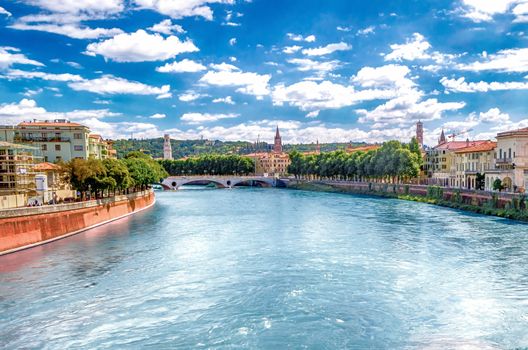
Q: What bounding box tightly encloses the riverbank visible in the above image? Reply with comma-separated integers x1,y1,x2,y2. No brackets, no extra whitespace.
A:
0,190,155,255
286,180,528,222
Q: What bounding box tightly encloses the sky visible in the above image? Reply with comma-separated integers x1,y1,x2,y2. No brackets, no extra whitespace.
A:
0,0,527,146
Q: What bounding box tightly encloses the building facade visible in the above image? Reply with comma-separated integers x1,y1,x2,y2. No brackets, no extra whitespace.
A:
453,141,496,190
163,134,173,160
0,120,115,163
485,128,528,192
247,126,291,176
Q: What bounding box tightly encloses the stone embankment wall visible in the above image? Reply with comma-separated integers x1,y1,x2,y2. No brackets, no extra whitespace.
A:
0,190,155,255
287,180,519,209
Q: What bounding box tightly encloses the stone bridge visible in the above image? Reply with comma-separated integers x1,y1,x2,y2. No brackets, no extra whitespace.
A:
161,176,285,190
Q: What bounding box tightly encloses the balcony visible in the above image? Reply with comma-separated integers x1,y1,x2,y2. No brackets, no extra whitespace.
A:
496,157,513,164
14,136,71,143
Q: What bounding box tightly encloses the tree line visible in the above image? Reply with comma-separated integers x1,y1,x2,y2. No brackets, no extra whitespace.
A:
61,151,167,199
288,139,422,183
160,154,255,176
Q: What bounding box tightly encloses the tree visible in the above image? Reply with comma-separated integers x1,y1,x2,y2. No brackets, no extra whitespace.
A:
103,158,133,194
475,173,485,191
124,152,168,190
493,178,503,192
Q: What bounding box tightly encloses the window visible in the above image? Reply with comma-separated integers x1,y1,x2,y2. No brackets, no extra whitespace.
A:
74,145,83,151
74,133,82,139
500,149,503,158
509,148,512,158
56,156,62,161
41,144,47,151
55,144,61,151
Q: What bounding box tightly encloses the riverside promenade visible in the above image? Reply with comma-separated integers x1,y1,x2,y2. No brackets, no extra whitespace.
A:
0,190,155,255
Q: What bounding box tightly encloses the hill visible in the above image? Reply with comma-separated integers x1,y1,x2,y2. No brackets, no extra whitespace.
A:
111,138,369,159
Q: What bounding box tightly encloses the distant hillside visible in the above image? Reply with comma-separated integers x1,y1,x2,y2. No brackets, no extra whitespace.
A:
111,138,368,159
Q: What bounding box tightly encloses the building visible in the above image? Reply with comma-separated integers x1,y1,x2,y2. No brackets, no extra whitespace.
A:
416,120,424,148
273,126,283,153
34,162,76,203
453,141,496,190
163,134,173,160
0,141,41,208
247,126,290,176
424,129,489,186
485,127,528,192
0,119,116,163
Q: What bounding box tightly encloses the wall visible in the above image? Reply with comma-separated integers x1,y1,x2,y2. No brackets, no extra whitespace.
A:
0,190,154,254
0,194,26,210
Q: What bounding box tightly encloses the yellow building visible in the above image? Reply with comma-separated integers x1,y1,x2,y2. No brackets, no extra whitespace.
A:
452,141,496,190
247,152,291,176
0,119,116,163
485,127,528,192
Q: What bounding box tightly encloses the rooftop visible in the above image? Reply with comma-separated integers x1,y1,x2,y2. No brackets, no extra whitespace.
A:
18,120,87,128
34,162,61,171
497,127,528,138
346,145,381,153
455,141,497,154
434,140,489,151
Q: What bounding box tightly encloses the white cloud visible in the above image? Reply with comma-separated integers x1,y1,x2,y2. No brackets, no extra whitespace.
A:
0,6,12,16
0,47,44,70
148,19,185,35
384,33,431,61
229,37,237,46
357,26,375,36
441,77,528,92
306,110,319,118
149,113,166,119
456,48,528,73
283,45,302,54
272,80,393,111
287,58,340,73
212,96,235,104
2,69,84,82
457,0,528,22
85,30,199,62
68,75,171,98
9,21,124,39
352,64,415,90
478,108,510,123
156,59,206,73
336,26,351,32
210,62,239,71
287,33,316,42
179,92,206,102
357,92,466,125
133,0,234,20
24,0,124,15
302,42,351,56
181,112,239,124
0,98,119,125
199,65,271,99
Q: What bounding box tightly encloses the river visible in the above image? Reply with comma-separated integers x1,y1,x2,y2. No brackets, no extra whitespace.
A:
1,188,528,349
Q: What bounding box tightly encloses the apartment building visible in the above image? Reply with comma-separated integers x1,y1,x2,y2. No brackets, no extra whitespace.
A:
0,120,116,163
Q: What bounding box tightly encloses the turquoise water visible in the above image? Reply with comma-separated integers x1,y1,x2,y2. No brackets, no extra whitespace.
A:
1,188,528,349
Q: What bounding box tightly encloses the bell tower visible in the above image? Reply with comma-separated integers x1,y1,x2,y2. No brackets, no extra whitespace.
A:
416,120,423,148
163,134,173,160
273,126,282,153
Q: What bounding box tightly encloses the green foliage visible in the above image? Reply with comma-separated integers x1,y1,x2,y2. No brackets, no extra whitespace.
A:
427,186,444,200
124,152,168,187
451,189,462,204
160,154,254,176
287,140,422,182
493,178,503,192
111,138,369,159
475,173,485,191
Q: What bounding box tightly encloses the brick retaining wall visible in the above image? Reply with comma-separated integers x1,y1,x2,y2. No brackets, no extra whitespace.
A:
0,190,155,255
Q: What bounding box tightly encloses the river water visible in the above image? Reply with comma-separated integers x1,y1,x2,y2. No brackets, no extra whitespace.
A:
1,188,528,349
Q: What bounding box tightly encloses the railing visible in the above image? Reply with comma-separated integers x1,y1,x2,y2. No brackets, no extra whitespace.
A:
496,157,513,164
14,136,71,142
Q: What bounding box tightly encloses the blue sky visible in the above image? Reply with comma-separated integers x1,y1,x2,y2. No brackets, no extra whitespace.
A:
0,0,527,145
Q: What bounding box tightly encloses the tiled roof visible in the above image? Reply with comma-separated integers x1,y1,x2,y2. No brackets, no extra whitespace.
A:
434,140,488,151
455,141,497,154
497,127,528,138
34,162,60,171
18,121,86,128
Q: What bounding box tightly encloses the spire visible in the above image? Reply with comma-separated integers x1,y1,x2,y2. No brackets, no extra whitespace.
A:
273,125,282,153
439,128,446,145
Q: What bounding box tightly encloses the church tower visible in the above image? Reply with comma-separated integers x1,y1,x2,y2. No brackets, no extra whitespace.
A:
316,139,321,154
416,120,423,148
273,126,282,153
163,134,173,160
438,129,446,145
